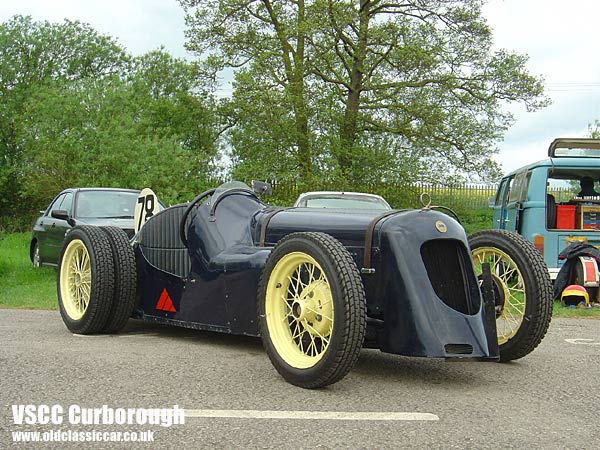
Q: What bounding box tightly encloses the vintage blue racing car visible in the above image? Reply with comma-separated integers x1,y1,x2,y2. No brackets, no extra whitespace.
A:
56,181,553,388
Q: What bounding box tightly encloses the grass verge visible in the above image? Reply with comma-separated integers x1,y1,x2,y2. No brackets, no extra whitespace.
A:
553,300,600,318
1,232,599,318
0,233,57,309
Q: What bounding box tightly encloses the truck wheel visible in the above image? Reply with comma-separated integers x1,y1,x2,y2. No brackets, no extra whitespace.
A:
57,226,115,334
258,232,366,388
100,227,137,333
469,230,552,361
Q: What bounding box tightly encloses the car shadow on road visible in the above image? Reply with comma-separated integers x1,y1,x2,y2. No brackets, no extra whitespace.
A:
121,318,264,351
121,319,494,388
352,348,490,387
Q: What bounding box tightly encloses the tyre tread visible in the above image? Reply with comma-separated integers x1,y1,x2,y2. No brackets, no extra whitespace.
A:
100,226,137,333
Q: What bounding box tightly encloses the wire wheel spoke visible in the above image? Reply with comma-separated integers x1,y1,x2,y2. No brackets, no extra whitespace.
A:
473,246,526,343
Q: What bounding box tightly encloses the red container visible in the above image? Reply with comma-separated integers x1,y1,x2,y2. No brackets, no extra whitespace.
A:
556,205,576,229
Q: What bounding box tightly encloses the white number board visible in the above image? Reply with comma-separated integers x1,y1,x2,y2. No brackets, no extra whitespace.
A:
134,188,161,234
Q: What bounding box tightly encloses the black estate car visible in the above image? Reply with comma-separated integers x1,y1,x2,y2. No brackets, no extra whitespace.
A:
31,188,140,267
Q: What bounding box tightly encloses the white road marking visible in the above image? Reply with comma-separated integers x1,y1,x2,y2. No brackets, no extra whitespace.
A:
117,333,161,338
565,338,600,346
71,333,159,338
184,409,439,421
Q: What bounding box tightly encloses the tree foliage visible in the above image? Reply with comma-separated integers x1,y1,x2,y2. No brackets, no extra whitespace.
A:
0,6,554,230
0,15,129,221
182,0,314,183
180,0,548,184
590,120,600,139
0,16,220,229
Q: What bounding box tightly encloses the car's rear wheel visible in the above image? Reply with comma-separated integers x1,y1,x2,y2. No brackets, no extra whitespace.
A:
32,242,41,268
258,232,366,388
469,230,552,361
57,226,115,334
100,226,137,333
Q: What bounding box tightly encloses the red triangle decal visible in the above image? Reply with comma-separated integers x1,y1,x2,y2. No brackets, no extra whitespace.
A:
165,298,176,312
156,288,176,312
156,290,167,310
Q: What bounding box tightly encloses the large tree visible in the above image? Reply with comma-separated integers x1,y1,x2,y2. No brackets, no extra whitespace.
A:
181,0,314,182
17,50,220,208
180,0,548,183
309,0,548,181
0,15,128,221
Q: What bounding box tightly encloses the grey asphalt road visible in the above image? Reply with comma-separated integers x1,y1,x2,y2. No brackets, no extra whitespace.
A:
1,309,599,449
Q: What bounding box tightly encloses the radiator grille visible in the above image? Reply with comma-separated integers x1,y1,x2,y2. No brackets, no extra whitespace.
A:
420,239,480,315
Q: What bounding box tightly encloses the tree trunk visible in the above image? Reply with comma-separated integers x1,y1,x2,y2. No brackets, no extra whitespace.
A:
263,0,312,184
292,84,312,185
338,0,370,180
293,0,312,185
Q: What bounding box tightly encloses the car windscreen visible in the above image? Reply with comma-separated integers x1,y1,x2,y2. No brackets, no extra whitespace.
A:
210,181,253,206
305,197,389,210
75,190,139,219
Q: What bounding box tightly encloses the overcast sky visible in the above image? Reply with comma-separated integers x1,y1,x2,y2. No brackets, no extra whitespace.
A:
1,0,599,176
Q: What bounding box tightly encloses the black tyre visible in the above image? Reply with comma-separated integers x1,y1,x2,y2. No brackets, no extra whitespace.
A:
100,227,137,333
469,230,552,361
257,232,366,388
57,226,115,334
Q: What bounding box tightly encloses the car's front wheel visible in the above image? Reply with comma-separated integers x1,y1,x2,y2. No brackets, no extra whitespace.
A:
257,232,366,388
57,226,115,334
469,230,553,361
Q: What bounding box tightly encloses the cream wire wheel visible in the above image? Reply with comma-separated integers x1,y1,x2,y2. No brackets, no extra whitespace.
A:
469,230,552,361
471,246,524,345
57,226,116,334
60,239,92,320
258,232,366,388
264,252,334,369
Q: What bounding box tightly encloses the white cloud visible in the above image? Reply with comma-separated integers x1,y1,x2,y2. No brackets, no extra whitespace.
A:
484,0,600,174
0,0,187,58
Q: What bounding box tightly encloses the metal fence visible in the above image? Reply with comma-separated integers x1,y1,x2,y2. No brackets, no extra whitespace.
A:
407,183,497,209
267,181,498,210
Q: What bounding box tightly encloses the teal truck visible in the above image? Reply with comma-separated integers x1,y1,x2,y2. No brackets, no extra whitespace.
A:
493,138,600,293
